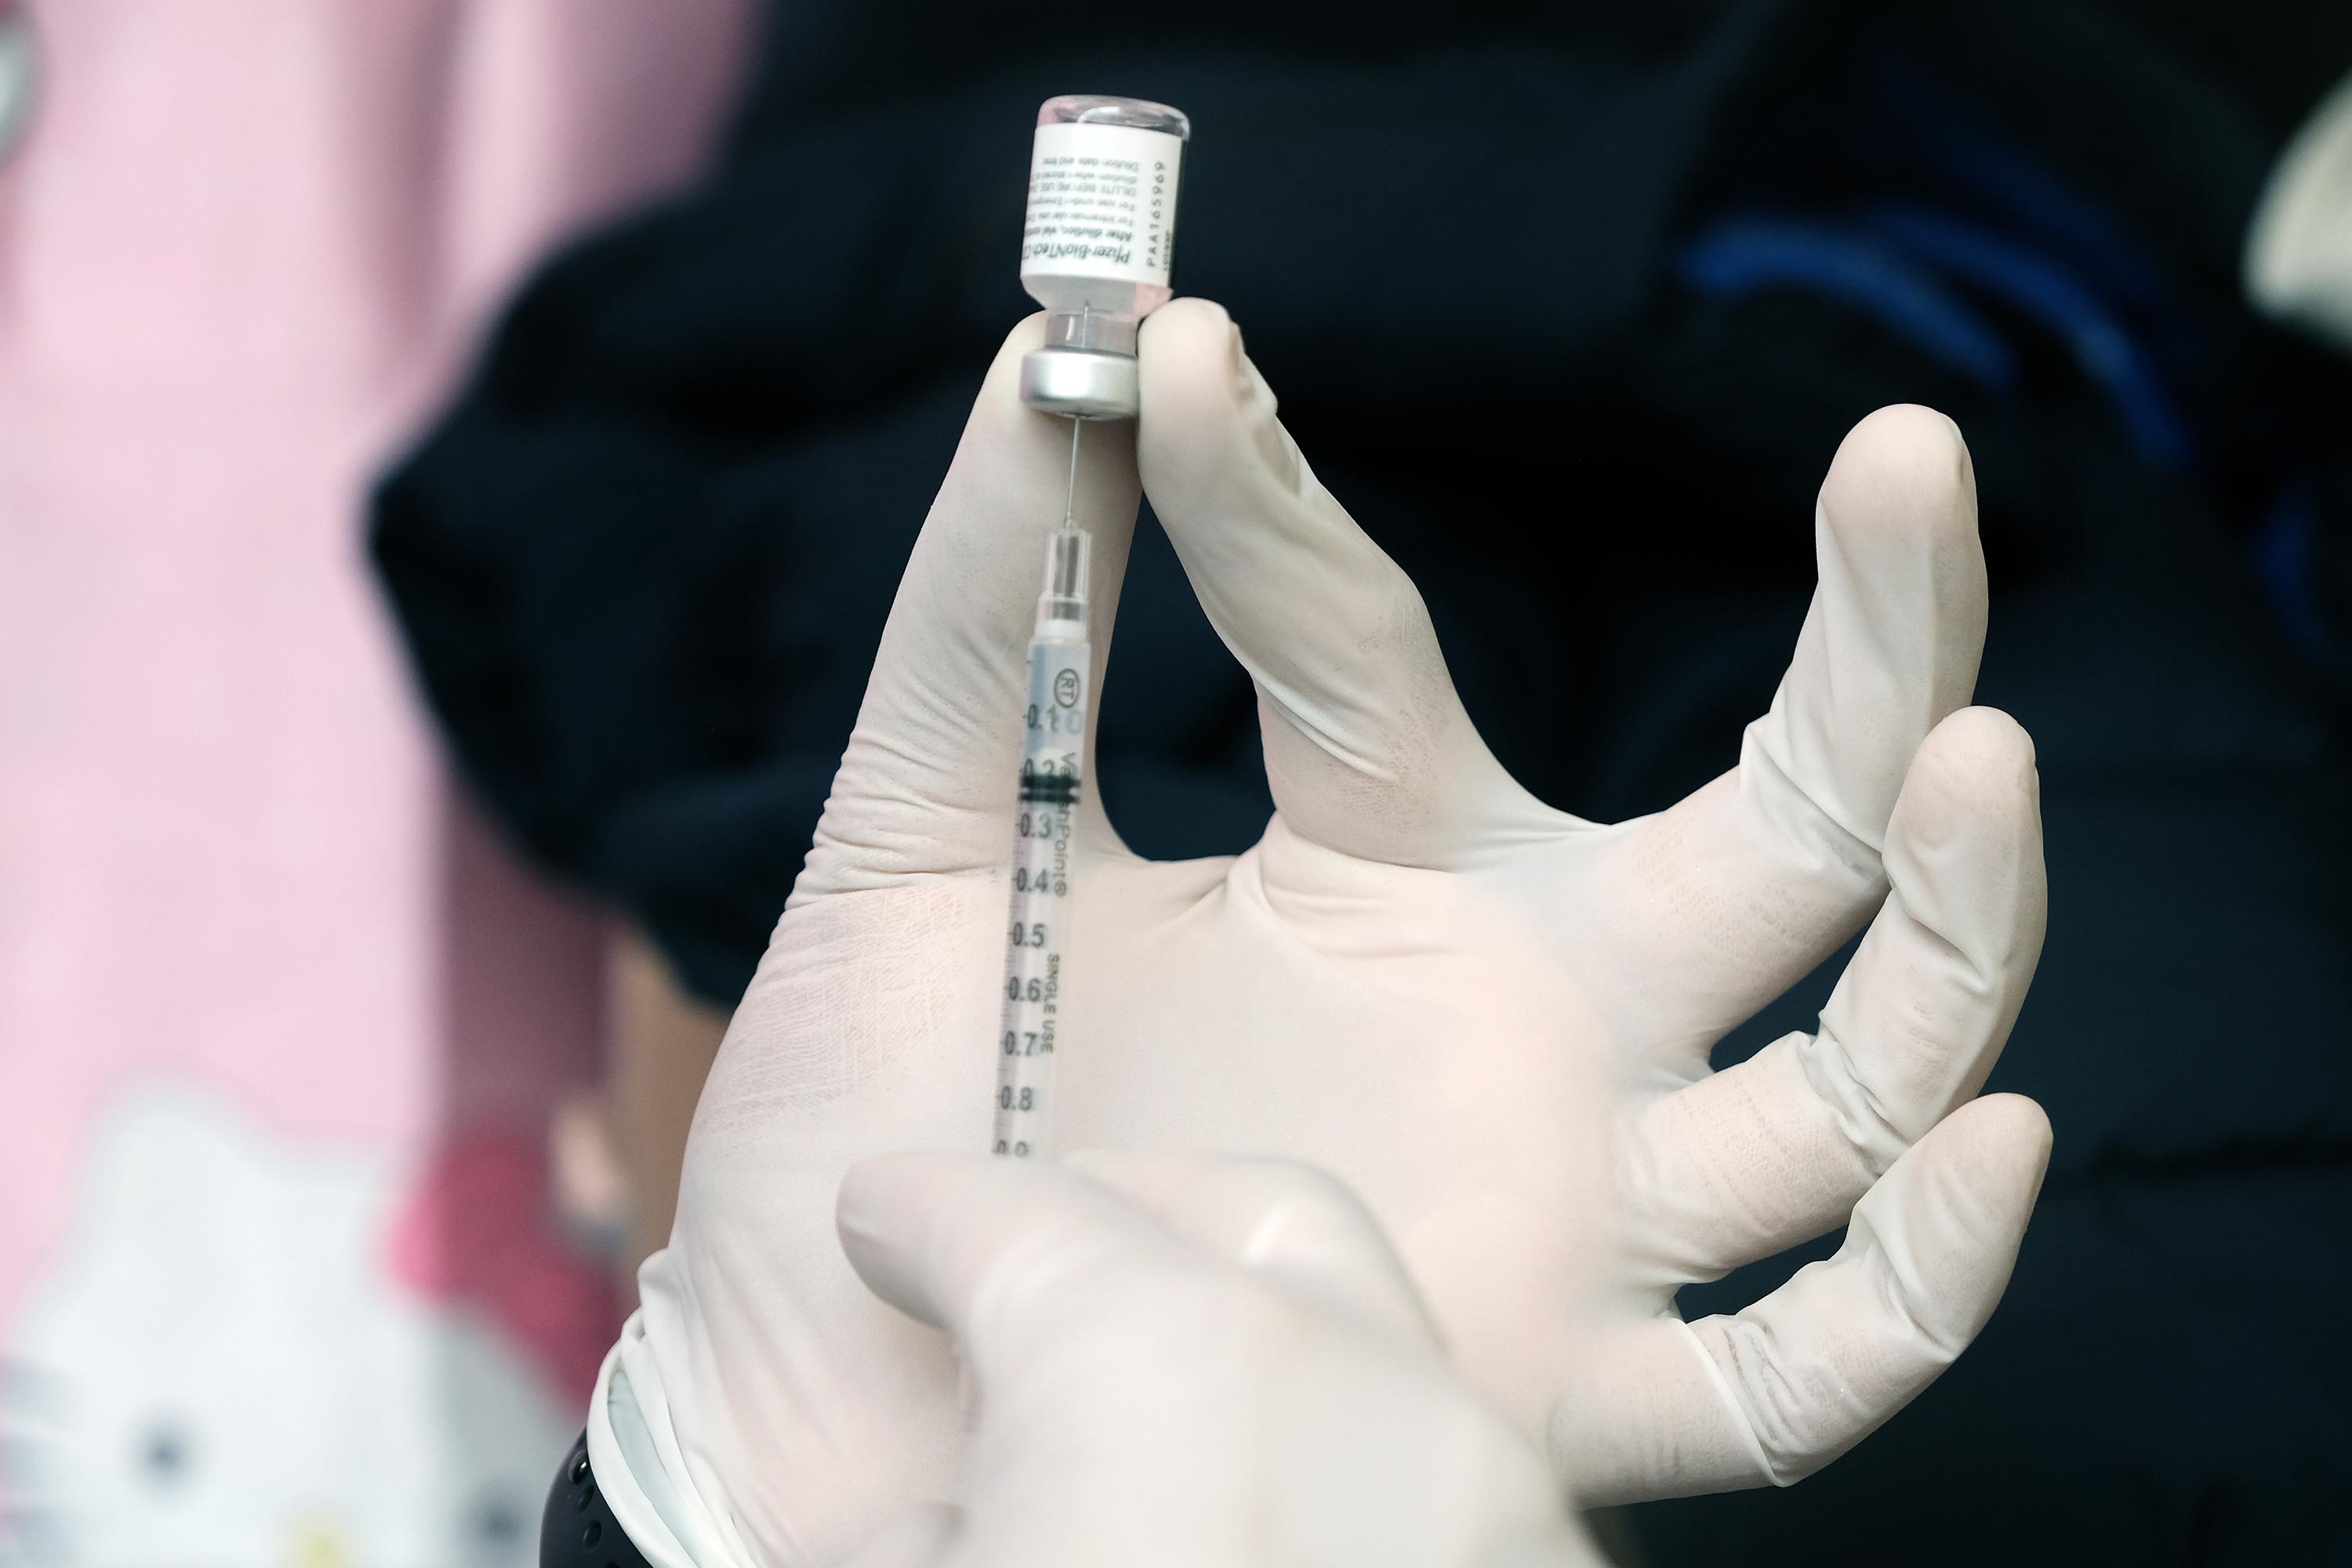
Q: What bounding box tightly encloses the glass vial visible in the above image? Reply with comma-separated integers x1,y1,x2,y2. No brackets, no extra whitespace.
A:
1018,94,1191,420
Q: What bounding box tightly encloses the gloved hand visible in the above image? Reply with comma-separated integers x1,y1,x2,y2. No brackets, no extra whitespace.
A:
832,1150,1602,1568
626,300,2053,1565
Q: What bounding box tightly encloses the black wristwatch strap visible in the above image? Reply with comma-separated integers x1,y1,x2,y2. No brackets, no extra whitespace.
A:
543,1429,659,1568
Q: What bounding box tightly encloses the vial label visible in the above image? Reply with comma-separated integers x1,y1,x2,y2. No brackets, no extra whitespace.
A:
1021,122,1182,287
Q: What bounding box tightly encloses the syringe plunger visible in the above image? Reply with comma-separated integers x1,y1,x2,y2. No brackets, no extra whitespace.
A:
1038,528,1091,628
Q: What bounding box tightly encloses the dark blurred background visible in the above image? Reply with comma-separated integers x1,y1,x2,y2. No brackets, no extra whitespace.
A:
374,2,2352,1563
4,0,2346,1563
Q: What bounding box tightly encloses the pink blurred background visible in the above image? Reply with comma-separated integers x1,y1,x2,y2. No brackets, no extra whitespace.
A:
0,2,750,1557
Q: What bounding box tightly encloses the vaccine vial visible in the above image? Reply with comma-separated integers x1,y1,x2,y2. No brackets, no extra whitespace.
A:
1018,95,1190,419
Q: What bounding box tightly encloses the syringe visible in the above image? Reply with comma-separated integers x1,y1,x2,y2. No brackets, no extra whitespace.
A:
993,90,1187,1160
992,419,1091,1160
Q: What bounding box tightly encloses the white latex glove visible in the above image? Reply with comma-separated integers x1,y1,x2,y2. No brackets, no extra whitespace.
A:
629,301,2054,1565
830,1150,1602,1568
2246,67,2352,353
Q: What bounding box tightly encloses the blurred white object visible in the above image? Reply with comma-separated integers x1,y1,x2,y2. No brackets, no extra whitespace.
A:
2246,69,2352,352
615,301,2053,1563
550,1091,633,1263
5,1088,571,1566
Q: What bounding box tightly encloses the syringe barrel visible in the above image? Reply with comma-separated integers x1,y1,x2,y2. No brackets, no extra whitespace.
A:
993,620,1088,1160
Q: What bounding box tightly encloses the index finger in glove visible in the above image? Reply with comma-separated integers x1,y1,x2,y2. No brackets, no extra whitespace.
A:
1137,299,1556,869
1589,406,1987,1059
800,316,1141,898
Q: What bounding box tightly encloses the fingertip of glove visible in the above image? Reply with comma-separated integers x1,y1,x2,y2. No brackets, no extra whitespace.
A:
1937,1093,2055,1226
1900,706,2041,822
835,1160,938,1326
1818,403,1978,550
836,1152,958,1258
1856,1095,2051,1353
993,308,1053,356
1978,1091,2054,1185
975,310,1053,422
1142,294,1239,361
1138,297,1255,453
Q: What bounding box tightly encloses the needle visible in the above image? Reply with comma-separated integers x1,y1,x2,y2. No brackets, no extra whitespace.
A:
1061,416,1083,528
